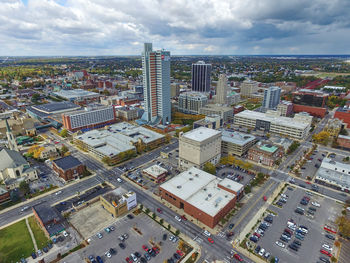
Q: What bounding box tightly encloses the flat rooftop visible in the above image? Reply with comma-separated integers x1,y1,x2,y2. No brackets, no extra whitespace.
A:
54,89,99,99
182,127,221,142
31,102,80,114
259,144,278,153
143,165,167,177
221,130,256,146
160,167,243,217
235,110,310,130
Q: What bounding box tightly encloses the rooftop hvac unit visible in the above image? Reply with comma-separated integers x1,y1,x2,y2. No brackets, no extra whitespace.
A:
177,185,182,189
208,194,212,197
195,174,199,177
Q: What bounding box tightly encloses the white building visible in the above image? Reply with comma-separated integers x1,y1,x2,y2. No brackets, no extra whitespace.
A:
179,127,222,170
234,110,311,139
178,92,208,114
53,89,100,101
240,80,259,98
221,130,257,156
315,158,350,192
142,43,171,125
215,74,228,104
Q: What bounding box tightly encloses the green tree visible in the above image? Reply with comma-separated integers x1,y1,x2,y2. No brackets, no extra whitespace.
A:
336,215,350,238
175,229,180,236
60,145,69,155
102,156,111,166
203,162,216,175
152,212,156,219
160,219,164,225
59,129,68,138
145,208,150,214
167,224,171,230
19,181,30,195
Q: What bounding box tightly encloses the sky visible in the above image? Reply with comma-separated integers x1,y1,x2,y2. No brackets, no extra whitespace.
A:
1,0,350,56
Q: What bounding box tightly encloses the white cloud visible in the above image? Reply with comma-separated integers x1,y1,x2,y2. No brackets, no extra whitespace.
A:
0,0,349,55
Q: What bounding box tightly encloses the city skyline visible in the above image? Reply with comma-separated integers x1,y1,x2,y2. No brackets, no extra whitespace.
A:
1,0,350,56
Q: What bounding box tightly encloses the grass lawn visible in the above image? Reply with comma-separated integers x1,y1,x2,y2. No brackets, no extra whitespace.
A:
28,216,49,249
0,219,35,263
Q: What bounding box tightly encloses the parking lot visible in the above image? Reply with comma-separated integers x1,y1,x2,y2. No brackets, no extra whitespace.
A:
216,165,255,186
63,213,183,263
299,150,326,180
249,186,342,263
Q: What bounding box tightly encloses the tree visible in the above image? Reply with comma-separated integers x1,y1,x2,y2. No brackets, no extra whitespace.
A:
160,219,164,225
175,229,180,236
60,145,69,155
102,156,111,166
312,131,331,145
203,162,216,175
139,204,143,210
145,208,150,214
59,129,68,138
167,224,171,230
152,212,156,219
19,181,30,195
336,215,350,238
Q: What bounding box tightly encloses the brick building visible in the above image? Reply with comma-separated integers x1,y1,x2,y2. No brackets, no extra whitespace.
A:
159,167,244,228
32,202,65,237
337,135,350,150
142,165,167,183
334,106,350,128
100,188,137,218
52,155,85,181
292,89,328,118
248,142,283,167
0,187,10,204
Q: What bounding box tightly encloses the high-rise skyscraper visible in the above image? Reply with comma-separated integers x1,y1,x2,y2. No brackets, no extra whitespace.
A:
142,43,171,125
215,74,228,104
191,61,211,92
262,86,281,109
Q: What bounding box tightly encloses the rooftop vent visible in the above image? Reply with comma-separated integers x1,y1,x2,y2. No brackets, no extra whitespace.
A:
208,194,212,197
177,185,182,189
195,174,199,177
203,188,207,191
189,171,192,174
189,178,193,181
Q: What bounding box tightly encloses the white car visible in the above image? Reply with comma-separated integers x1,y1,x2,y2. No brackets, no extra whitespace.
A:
63,231,69,237
311,201,320,207
117,178,122,183
175,216,182,222
105,252,112,258
97,233,103,239
20,206,29,212
281,194,288,198
203,230,211,237
322,244,333,251
55,190,62,195
258,248,265,256
298,227,308,234
287,224,296,231
275,241,285,248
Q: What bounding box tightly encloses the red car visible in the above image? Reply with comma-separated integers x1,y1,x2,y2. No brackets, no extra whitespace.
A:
176,250,184,256
181,215,187,221
125,257,132,263
233,253,243,262
142,245,149,252
263,196,267,201
306,181,312,185
152,246,160,254
208,238,214,244
320,249,332,257
157,208,162,213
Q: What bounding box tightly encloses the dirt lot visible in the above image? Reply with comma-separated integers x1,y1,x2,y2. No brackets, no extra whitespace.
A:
69,202,116,239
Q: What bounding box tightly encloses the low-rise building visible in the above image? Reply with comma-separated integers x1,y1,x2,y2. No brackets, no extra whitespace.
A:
32,202,65,237
39,145,59,160
199,104,233,122
179,127,222,170
248,142,283,167
334,106,350,128
142,165,167,183
160,167,244,228
337,135,350,150
193,115,222,130
100,188,137,217
324,118,343,137
53,89,100,102
234,110,311,139
315,158,350,192
115,107,140,121
178,92,208,114
0,187,10,204
277,100,293,116
221,130,257,156
0,148,38,188
52,155,86,181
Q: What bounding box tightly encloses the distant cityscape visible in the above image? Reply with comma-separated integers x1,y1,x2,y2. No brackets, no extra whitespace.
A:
0,43,350,263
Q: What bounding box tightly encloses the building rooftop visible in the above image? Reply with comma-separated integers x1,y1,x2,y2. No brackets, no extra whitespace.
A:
235,110,311,130
53,89,99,100
218,178,245,193
101,188,128,206
143,165,167,177
0,186,8,195
259,144,278,153
221,130,256,146
31,102,80,114
32,202,65,236
0,148,28,171
179,92,208,100
160,167,243,217
182,127,221,142
53,155,83,171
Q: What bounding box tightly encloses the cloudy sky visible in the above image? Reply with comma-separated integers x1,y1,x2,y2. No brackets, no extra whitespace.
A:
1,0,350,56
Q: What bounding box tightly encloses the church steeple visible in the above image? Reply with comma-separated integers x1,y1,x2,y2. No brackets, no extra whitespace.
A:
5,118,18,151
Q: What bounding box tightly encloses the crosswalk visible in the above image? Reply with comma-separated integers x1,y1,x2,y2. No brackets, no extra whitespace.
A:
193,235,203,244
217,231,226,238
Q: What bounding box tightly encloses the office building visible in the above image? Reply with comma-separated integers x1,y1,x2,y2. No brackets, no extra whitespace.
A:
193,115,222,130
337,135,350,150
142,43,171,125
334,106,350,128
171,83,180,98
142,165,168,183
199,104,233,122
240,80,259,98
234,110,311,139
292,89,328,117
215,74,228,104
221,130,257,157
262,86,281,109
277,100,293,116
226,91,241,106
27,102,81,120
160,167,244,228
248,142,283,167
61,105,116,132
179,127,221,170
191,61,211,92
52,155,86,181
315,158,350,192
324,118,343,137
53,89,100,102
100,188,137,218
115,107,140,121
178,92,208,114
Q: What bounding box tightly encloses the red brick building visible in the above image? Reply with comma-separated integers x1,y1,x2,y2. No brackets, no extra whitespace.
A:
159,167,244,228
52,155,85,181
334,107,350,128
142,165,167,184
0,187,10,204
292,89,328,117
248,143,283,167
293,104,327,118
337,135,350,150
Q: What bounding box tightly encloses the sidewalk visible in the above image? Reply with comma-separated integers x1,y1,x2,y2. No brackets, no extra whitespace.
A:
25,217,38,251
